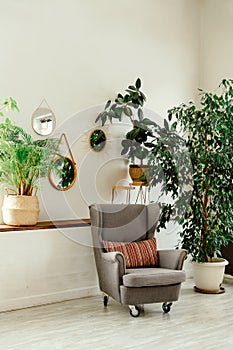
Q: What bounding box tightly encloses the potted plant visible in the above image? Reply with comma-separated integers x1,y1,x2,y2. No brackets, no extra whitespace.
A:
0,99,58,226
95,79,181,228
167,79,233,293
95,78,154,184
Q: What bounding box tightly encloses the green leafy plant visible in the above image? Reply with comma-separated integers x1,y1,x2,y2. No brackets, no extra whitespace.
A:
167,79,233,262
0,99,58,196
95,78,153,165
95,79,184,228
0,97,19,116
0,119,58,195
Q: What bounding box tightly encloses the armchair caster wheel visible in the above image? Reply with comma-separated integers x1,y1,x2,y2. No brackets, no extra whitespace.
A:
162,302,172,313
129,305,140,317
103,295,109,307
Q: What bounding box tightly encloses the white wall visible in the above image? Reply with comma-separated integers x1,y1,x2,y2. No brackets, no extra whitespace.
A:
0,0,200,225
0,227,98,312
1,0,199,123
0,1,201,309
200,0,233,90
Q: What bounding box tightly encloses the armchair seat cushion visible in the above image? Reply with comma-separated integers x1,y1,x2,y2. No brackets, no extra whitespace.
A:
123,268,186,287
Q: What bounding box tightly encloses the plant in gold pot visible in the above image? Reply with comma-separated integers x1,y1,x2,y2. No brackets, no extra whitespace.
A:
95,78,153,184
95,81,187,235
0,98,58,226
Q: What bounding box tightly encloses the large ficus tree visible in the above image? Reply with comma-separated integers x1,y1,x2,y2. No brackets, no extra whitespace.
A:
168,79,233,262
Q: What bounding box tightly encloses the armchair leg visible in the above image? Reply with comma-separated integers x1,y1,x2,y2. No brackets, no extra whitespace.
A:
162,302,173,313
129,305,140,317
103,293,109,307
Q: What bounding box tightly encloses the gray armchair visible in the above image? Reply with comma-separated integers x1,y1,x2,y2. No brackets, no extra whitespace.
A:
89,203,187,317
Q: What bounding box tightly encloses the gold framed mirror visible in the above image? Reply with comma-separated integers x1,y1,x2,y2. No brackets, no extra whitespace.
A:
49,156,77,191
89,128,107,152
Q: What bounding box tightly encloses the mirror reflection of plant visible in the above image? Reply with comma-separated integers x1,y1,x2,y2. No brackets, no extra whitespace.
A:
90,129,106,152
52,157,75,189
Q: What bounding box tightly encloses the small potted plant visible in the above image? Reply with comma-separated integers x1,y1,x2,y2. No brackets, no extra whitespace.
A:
167,79,233,293
95,78,154,184
0,98,58,226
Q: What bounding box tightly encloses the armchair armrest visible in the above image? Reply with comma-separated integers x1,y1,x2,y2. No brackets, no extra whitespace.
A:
102,251,125,266
97,251,126,302
157,249,187,270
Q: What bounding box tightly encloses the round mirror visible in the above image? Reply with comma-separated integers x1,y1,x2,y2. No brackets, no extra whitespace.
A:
49,156,77,191
89,129,106,152
32,107,56,136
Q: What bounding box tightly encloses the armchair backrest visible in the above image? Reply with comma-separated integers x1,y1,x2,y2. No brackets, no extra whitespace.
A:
89,203,160,246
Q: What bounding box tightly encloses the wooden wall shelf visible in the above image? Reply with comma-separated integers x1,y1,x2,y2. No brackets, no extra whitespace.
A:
0,219,91,232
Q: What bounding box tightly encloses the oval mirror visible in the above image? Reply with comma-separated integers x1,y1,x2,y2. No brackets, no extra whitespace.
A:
89,129,106,152
49,156,77,191
32,107,56,136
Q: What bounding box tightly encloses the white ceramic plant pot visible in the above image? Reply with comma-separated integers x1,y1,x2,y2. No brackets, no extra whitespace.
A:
192,258,229,293
2,195,39,226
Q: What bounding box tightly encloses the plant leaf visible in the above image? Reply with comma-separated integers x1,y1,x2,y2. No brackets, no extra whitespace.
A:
135,78,141,89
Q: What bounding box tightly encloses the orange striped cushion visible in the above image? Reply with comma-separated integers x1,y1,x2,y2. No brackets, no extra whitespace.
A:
103,237,158,268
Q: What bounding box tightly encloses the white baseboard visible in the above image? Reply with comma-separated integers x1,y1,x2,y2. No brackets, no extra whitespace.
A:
224,274,233,284
0,285,100,313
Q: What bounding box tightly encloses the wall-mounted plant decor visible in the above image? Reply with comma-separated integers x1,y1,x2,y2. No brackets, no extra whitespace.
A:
49,133,77,191
89,128,106,152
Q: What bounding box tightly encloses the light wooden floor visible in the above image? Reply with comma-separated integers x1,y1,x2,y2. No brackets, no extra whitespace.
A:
1,279,233,350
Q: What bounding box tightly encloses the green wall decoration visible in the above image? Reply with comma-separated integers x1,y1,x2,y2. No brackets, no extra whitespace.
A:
89,128,106,152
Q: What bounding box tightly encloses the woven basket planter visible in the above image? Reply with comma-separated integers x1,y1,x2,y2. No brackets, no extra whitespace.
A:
2,195,39,226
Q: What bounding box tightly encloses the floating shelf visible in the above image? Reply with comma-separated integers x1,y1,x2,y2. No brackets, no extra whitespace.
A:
0,219,91,232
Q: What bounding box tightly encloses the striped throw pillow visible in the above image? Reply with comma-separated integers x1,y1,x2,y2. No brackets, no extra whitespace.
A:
102,237,158,268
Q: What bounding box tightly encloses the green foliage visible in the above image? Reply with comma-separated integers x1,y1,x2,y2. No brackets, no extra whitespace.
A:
0,118,58,196
90,129,106,152
145,118,192,231
95,78,146,126
0,97,19,117
95,79,186,229
53,157,75,189
95,78,152,165
168,79,233,262
95,77,189,190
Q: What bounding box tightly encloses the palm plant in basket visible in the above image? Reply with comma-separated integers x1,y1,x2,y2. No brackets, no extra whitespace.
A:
0,98,58,226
